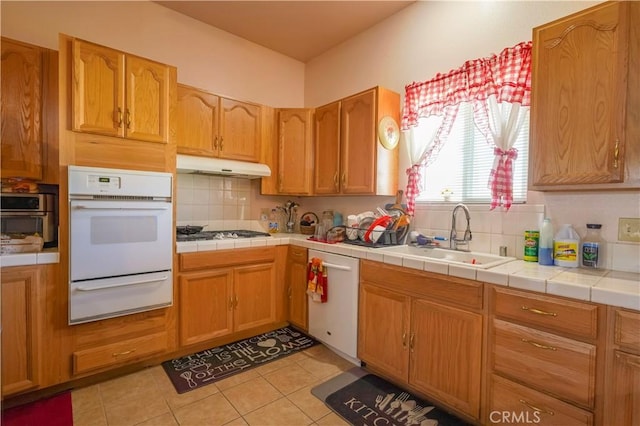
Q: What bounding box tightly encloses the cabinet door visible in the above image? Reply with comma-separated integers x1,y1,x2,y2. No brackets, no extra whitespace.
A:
410,298,482,419
1,38,43,180
72,39,125,138
358,282,410,383
340,89,376,194
233,263,277,332
177,84,220,156
314,102,341,194
220,98,261,162
607,350,640,426
179,269,234,346
125,55,171,143
1,267,41,395
287,246,308,331
278,109,314,194
530,1,627,186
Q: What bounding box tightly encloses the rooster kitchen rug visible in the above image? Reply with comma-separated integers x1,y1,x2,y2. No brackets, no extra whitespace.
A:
312,367,470,426
162,327,318,393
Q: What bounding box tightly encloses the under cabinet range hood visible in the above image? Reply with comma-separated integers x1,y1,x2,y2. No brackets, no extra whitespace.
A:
176,154,271,179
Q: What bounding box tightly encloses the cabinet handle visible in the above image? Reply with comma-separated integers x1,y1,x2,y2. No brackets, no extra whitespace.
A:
229,296,234,310
125,109,131,129
112,349,136,357
220,136,224,151
519,399,554,416
116,107,123,127
287,287,292,298
341,173,346,187
614,139,619,169
521,338,557,351
213,136,218,150
521,306,557,317
409,333,415,351
234,295,238,308
402,331,407,348
333,172,339,190
292,251,303,257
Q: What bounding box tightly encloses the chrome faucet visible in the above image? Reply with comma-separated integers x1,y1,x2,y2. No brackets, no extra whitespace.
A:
450,203,472,251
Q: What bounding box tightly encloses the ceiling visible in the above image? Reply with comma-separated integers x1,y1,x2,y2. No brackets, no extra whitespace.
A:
155,1,415,62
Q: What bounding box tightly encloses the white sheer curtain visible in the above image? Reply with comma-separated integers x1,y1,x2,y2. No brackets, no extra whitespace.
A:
474,78,531,208
403,109,458,215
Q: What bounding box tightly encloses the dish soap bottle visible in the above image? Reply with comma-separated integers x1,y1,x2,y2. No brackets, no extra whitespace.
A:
268,209,279,234
554,224,580,267
582,223,604,268
538,218,554,266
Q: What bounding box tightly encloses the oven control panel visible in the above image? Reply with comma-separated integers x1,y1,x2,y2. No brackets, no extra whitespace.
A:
87,174,121,190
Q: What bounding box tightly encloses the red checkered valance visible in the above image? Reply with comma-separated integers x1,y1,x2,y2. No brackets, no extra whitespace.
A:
402,41,532,130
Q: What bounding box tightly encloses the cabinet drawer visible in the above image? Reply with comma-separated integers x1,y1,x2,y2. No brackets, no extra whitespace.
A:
489,374,593,425
288,245,307,262
614,308,640,353
492,319,596,408
492,287,598,339
73,331,167,374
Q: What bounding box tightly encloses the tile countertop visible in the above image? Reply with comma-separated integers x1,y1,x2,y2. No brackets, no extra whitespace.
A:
177,233,640,311
0,247,60,267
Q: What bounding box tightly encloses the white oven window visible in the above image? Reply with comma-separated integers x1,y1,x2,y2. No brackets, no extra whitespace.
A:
91,216,158,244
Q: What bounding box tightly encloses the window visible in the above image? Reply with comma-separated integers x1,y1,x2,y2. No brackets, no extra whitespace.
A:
415,102,529,204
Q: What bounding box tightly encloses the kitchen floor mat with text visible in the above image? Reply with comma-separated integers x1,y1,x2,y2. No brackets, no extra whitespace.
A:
312,367,471,426
162,327,318,393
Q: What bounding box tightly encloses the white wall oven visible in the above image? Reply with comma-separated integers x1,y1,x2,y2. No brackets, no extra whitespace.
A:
68,166,173,325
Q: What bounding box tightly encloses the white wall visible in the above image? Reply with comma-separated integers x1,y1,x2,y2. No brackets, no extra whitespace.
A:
0,0,305,106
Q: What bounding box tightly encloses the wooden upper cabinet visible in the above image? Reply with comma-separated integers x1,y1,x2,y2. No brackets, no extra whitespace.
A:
341,89,376,194
220,97,261,162
314,102,341,194
176,84,219,156
1,38,44,180
277,108,314,195
176,84,261,162
72,38,171,143
314,87,399,196
530,1,640,190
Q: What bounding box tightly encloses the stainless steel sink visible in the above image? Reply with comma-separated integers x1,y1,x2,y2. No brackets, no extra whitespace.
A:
380,245,516,269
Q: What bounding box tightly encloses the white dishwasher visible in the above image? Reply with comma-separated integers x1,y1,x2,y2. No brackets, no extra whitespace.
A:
307,248,360,365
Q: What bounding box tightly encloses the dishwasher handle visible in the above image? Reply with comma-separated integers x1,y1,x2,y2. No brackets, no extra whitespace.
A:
309,260,352,271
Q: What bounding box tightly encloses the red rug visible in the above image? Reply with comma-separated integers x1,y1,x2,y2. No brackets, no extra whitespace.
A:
2,391,73,426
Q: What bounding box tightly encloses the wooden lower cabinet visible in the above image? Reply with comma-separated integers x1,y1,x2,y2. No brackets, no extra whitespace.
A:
488,374,594,425
603,308,640,425
178,247,278,347
286,246,308,330
1,266,43,396
358,261,483,421
489,286,601,424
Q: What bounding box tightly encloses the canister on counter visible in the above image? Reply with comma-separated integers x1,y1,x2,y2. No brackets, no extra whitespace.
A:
524,230,540,262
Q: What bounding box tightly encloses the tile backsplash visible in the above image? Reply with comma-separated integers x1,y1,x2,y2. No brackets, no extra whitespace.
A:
175,174,639,273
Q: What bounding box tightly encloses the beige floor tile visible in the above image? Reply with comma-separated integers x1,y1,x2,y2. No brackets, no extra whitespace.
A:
103,389,171,426
222,417,249,426
150,364,222,411
71,384,103,415
296,354,349,380
222,376,282,415
172,392,240,426
135,412,179,426
286,384,331,421
214,368,261,391
72,405,108,426
243,397,313,426
98,368,161,405
264,363,320,395
315,412,350,425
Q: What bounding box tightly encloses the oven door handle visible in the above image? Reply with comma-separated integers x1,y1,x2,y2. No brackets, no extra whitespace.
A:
72,205,170,211
76,275,169,291
309,261,352,271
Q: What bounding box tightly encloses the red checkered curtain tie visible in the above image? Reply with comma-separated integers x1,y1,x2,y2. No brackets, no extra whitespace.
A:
489,147,518,210
405,164,422,216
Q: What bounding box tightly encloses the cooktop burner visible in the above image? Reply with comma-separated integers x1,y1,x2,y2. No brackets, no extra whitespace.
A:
176,229,271,242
